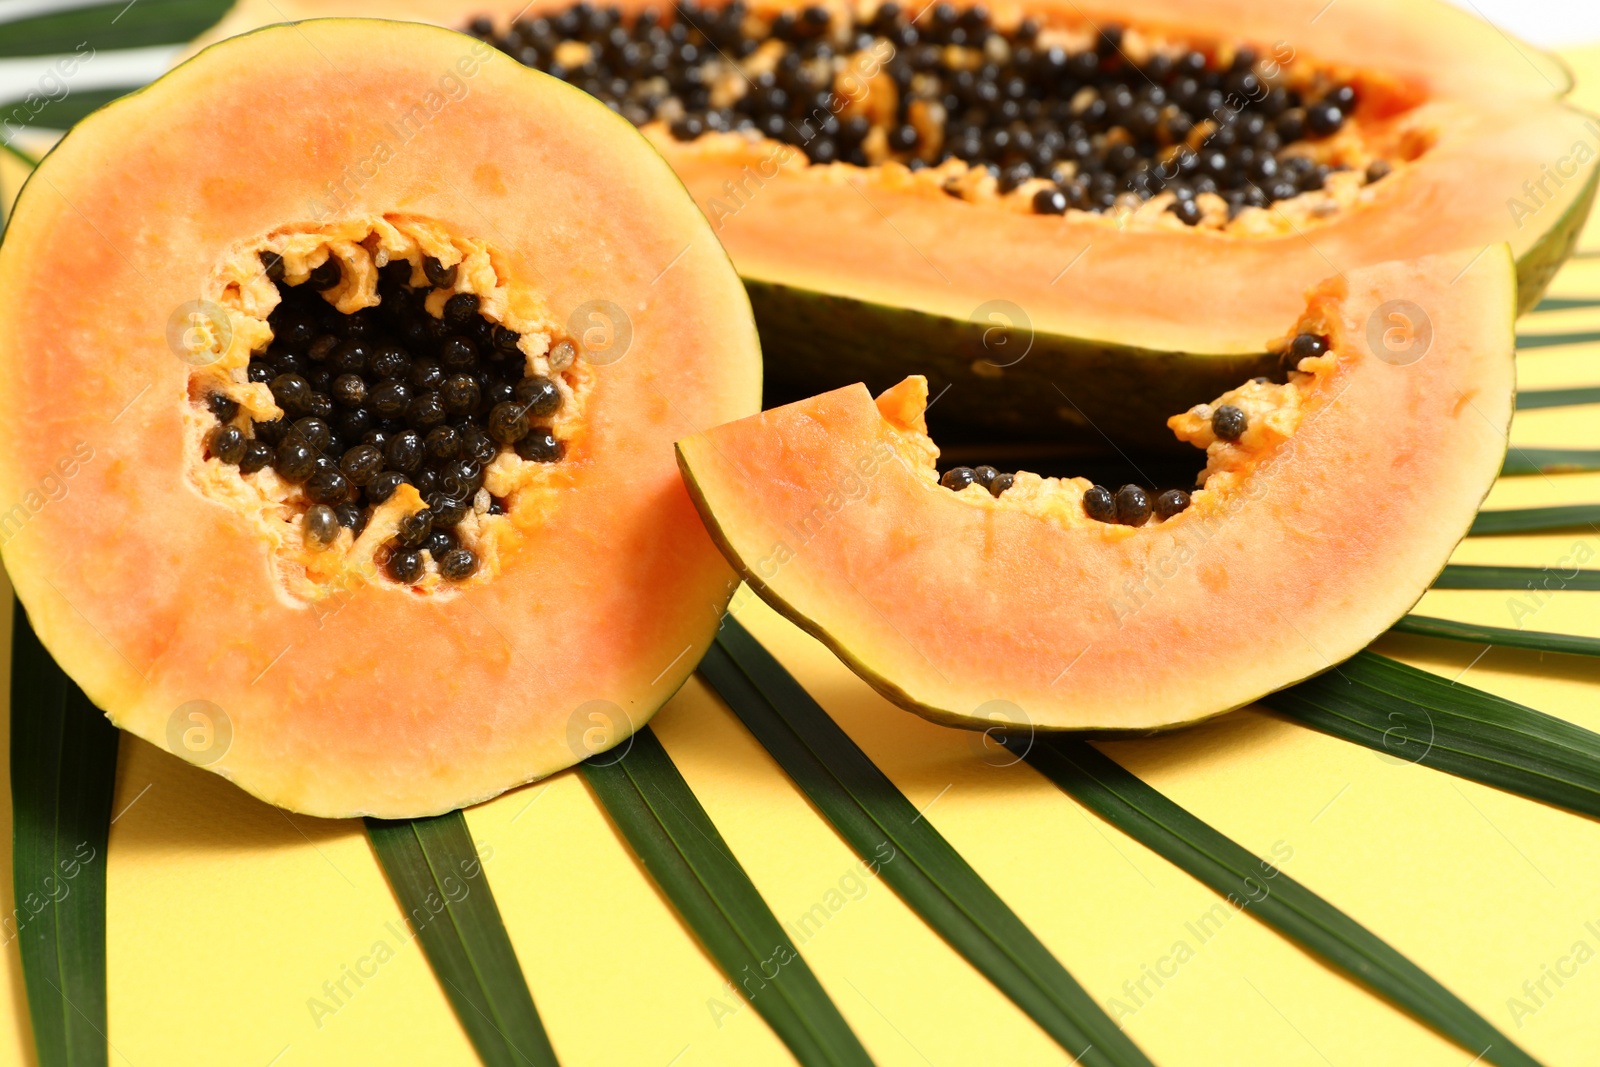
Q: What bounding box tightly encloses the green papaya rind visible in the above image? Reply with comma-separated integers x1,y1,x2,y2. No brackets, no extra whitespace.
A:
753,162,1597,450
1514,161,1599,314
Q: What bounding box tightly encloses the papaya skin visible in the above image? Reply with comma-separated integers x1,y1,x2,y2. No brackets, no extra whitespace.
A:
752,159,1597,450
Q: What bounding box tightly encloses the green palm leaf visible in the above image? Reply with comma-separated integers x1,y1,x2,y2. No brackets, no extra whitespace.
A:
1,140,39,168
704,619,1155,1067
1515,385,1600,410
579,727,872,1067
11,599,118,1067
1469,504,1600,534
1532,296,1600,311
366,813,558,1067
1516,330,1600,349
0,0,231,57
0,87,138,138
1263,652,1600,818
1433,564,1600,590
1017,738,1543,1067
1392,614,1600,657
1501,448,1600,475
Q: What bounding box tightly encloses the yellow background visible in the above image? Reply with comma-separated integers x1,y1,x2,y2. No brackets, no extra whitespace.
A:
3,46,1600,1067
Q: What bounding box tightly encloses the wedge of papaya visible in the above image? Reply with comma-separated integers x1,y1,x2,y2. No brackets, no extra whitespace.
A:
678,247,1513,732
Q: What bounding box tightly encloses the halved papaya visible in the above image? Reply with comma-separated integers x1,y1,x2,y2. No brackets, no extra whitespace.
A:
193,0,1594,446
0,19,761,817
677,247,1513,732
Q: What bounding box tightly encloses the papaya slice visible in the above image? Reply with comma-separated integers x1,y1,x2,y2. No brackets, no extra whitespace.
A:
192,0,1595,446
0,19,761,817
677,247,1513,733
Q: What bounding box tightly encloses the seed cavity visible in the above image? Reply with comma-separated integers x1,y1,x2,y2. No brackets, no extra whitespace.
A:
906,314,1332,532
936,460,1199,528
190,220,585,596
467,4,1389,225
228,253,573,582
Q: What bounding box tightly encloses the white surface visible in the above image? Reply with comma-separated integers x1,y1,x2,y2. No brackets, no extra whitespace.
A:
1443,0,1600,49
0,0,117,21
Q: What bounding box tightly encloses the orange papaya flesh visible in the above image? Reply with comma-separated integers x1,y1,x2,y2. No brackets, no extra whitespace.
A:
0,19,761,818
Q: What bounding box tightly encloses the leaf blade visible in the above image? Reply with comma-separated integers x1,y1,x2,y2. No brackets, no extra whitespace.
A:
1018,738,1543,1067
705,619,1155,1067
579,726,872,1067
0,0,230,57
1,139,40,168
1263,651,1600,819
1433,564,1600,590
1501,448,1600,475
1392,614,1600,657
1514,386,1600,410
0,87,140,139
365,812,558,1067
1516,330,1600,349
10,598,118,1067
1469,505,1600,535
1532,296,1600,311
